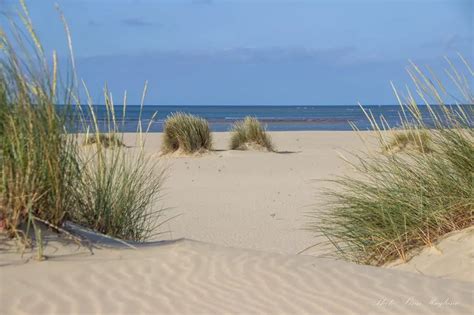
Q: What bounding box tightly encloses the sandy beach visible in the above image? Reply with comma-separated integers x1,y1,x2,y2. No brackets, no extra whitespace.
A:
2,131,473,314
145,131,365,255
2,0,473,313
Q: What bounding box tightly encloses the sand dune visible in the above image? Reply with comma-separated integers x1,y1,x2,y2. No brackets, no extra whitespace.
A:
1,237,473,315
387,227,474,283
2,131,473,314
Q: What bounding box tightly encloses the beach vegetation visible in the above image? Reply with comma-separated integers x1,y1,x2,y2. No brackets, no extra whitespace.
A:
309,57,474,266
162,112,212,154
71,92,165,241
83,133,125,148
0,1,165,246
383,128,433,154
229,116,274,151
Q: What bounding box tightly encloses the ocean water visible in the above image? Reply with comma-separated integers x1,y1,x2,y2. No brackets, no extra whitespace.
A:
73,105,473,132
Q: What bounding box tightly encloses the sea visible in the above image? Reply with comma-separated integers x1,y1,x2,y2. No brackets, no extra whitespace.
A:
72,105,473,132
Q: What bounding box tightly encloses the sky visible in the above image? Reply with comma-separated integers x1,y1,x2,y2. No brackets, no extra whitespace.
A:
0,0,472,105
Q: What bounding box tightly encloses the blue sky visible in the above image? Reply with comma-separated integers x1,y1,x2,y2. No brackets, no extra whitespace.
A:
1,0,472,105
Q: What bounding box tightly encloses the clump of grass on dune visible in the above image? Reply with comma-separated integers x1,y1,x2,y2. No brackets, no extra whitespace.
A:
72,92,165,241
383,128,432,154
230,116,274,151
309,57,473,266
162,112,212,154
83,133,125,148
1,1,165,246
0,15,79,240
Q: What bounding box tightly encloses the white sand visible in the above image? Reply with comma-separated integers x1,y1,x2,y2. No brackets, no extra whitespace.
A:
1,235,473,315
138,131,365,255
388,227,474,282
1,131,473,314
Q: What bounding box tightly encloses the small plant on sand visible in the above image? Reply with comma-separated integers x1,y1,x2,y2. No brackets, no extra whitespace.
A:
309,57,473,266
83,133,125,148
162,112,212,154
230,116,274,151
383,128,432,154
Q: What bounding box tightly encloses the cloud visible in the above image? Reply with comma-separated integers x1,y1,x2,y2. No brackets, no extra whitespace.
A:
421,34,472,52
120,17,153,27
78,46,360,71
185,46,358,64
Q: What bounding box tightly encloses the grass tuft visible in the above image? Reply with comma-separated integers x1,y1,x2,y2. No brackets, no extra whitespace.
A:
383,128,433,154
309,57,474,266
162,112,212,154
1,1,165,244
229,117,274,151
83,133,125,148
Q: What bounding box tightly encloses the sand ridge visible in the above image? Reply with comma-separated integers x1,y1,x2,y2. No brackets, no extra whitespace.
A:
1,238,473,315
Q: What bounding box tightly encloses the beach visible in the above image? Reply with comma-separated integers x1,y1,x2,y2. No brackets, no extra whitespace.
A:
153,131,362,255
2,1,472,313
2,131,473,314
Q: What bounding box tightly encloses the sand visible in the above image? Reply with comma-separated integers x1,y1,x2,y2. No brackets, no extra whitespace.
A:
388,227,474,282
1,131,473,314
138,131,366,255
1,235,473,315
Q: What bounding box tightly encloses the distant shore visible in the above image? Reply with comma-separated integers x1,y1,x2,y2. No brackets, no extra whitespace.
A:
67,104,472,132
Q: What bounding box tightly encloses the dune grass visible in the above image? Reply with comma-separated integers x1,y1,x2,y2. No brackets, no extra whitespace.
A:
71,90,165,241
162,112,212,154
83,133,125,148
0,16,79,239
1,1,165,245
230,116,274,151
309,58,473,266
383,128,432,154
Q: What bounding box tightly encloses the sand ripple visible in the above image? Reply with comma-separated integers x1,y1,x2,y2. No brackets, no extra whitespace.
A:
1,240,473,314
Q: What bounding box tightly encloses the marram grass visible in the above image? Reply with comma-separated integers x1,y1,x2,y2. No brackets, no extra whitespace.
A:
1,1,165,245
309,58,473,266
0,9,79,237
383,128,433,154
230,117,274,151
83,133,125,148
162,112,212,154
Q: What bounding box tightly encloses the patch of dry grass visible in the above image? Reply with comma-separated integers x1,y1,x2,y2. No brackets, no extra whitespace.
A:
230,117,274,151
384,128,433,154
83,133,125,148
162,112,212,154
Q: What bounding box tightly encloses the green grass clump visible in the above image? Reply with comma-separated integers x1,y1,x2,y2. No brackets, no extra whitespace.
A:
384,128,432,153
73,91,164,241
83,133,125,148
229,117,274,151
162,112,212,154
0,20,79,237
1,1,165,244
309,58,474,266
70,93,163,242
